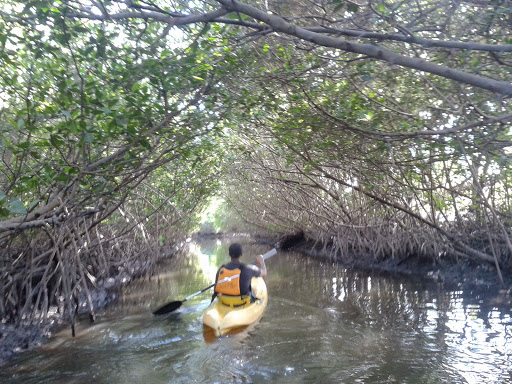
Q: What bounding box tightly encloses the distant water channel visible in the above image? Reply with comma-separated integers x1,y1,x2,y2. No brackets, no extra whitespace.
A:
2,237,511,383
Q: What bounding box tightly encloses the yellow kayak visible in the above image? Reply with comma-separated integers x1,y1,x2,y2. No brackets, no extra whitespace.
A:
203,277,268,337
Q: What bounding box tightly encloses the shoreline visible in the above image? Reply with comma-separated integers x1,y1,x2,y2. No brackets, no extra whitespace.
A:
251,232,512,293
0,272,128,366
0,245,184,367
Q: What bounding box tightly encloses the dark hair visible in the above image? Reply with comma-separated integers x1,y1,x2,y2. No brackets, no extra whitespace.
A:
229,243,243,258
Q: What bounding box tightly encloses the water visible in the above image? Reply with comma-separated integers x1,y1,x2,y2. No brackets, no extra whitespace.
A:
1,238,511,383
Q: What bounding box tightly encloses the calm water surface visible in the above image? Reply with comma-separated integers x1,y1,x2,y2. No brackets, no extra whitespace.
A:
1,238,511,383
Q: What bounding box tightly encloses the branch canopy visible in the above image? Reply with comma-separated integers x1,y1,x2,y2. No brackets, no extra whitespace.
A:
57,0,512,95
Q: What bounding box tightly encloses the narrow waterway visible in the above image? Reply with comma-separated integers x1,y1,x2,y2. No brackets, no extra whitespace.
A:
2,238,511,383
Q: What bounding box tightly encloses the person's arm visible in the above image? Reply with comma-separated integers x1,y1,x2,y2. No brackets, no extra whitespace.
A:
256,255,267,279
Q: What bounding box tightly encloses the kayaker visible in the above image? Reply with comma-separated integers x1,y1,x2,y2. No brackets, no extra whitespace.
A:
212,243,267,306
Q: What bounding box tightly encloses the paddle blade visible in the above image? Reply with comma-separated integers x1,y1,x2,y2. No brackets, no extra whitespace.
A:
153,300,183,315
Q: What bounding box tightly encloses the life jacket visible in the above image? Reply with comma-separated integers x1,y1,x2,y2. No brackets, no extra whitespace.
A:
215,265,243,296
214,265,250,307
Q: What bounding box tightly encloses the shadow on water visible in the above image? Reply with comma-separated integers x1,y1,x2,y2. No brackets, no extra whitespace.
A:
1,237,511,384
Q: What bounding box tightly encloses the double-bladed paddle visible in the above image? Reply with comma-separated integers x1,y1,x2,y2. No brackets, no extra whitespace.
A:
152,248,278,315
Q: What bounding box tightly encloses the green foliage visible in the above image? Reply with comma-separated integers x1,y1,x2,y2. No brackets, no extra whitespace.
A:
211,199,259,233
1,0,511,262
0,0,241,233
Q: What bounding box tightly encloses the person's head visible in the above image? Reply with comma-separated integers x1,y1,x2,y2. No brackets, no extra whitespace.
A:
229,243,243,259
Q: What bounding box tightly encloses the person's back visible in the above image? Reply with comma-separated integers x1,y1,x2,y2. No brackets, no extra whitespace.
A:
214,243,267,304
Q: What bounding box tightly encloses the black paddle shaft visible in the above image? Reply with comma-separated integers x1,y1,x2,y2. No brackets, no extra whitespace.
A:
152,281,218,315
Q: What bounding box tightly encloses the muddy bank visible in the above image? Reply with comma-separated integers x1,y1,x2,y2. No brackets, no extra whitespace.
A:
0,272,131,366
0,245,184,367
252,232,512,294
325,247,509,293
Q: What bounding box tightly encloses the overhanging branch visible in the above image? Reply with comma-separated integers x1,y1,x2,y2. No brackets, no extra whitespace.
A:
214,0,512,96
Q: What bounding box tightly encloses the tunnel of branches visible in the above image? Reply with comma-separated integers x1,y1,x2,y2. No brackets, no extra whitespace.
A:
1,0,511,327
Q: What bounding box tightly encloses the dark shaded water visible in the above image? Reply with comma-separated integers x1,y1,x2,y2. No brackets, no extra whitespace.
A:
1,238,511,383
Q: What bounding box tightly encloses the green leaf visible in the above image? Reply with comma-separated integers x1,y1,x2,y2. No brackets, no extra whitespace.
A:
227,13,241,20
376,3,387,13
65,166,78,174
140,139,152,150
17,142,30,150
127,125,136,135
334,3,345,12
83,132,94,143
55,173,68,182
0,190,5,202
27,200,40,210
347,4,359,12
50,134,65,147
6,198,27,215
332,0,345,12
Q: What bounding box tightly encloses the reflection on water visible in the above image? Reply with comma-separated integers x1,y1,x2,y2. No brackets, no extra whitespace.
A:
1,237,511,384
